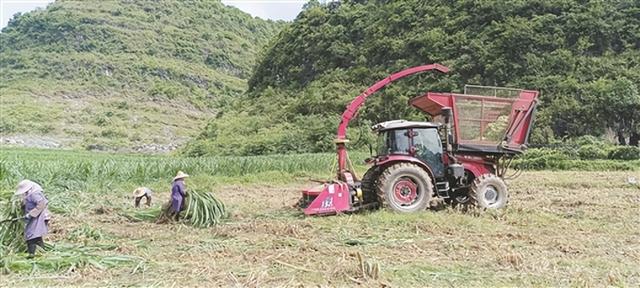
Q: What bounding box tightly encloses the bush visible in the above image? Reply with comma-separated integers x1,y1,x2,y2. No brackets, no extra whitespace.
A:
514,158,640,171
577,145,609,160
608,146,640,160
182,140,212,157
574,135,607,146
515,148,570,170
515,147,639,171
519,148,570,161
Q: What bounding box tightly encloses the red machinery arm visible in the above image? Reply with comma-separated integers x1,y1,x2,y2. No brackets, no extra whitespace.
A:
335,64,449,175
336,64,449,139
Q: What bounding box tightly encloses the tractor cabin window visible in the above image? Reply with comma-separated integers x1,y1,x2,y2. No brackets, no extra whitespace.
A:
412,128,445,178
377,129,410,155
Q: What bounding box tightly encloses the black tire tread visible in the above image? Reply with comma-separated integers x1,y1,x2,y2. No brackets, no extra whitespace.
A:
469,173,508,209
375,162,433,212
361,166,381,204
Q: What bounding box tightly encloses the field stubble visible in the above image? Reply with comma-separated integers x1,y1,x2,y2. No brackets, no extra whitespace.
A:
1,169,638,286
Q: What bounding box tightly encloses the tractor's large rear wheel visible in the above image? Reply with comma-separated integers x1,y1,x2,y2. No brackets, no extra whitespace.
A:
376,163,433,213
469,173,508,209
361,166,382,205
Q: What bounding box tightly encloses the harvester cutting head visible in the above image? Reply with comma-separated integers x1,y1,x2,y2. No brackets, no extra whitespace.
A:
299,65,539,216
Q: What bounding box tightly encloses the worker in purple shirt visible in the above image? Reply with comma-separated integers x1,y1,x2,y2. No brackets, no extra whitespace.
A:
171,171,189,220
15,180,50,257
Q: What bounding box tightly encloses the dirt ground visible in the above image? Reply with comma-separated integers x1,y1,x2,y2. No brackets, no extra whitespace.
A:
3,171,640,287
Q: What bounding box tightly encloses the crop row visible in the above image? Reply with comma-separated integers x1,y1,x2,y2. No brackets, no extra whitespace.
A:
0,150,370,189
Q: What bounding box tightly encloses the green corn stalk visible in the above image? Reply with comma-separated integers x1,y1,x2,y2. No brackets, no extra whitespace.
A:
157,189,227,228
122,206,163,222
0,192,26,255
0,242,143,274
67,224,106,242
187,190,227,228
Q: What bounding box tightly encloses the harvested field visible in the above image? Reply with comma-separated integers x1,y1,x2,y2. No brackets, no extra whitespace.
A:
1,149,639,286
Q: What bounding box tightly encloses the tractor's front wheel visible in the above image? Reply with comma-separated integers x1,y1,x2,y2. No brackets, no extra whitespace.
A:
469,174,508,209
377,163,433,213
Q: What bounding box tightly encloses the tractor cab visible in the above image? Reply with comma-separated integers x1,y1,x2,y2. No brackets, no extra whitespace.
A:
371,120,445,179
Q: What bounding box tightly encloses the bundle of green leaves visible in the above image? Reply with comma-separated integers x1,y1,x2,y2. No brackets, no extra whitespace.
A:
157,189,227,228
0,192,25,255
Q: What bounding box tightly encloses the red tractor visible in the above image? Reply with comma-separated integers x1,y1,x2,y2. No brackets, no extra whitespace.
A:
299,64,539,215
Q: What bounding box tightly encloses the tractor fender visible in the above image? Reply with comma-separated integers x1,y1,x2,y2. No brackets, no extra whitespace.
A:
459,161,492,179
374,155,436,185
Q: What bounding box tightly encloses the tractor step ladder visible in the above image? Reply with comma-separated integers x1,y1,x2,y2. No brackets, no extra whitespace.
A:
436,181,450,197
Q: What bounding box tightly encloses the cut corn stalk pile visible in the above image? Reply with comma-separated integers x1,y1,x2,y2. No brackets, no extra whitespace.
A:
157,190,227,228
0,243,143,274
121,206,163,222
184,190,227,227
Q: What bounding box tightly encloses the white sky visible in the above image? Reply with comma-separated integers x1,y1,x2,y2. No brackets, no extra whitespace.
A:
0,0,306,29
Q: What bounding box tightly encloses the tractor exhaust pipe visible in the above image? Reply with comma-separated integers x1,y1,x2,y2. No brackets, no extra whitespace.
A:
442,107,453,152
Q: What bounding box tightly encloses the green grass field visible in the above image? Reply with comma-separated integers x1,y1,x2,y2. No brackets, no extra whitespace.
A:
1,148,639,286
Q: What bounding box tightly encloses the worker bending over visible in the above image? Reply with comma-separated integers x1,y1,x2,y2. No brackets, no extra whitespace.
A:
15,180,50,258
133,187,153,208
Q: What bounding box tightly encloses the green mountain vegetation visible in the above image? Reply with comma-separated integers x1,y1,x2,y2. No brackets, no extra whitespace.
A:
186,0,640,156
0,0,283,150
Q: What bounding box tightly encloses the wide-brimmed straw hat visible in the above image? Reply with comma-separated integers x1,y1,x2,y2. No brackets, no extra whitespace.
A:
15,180,35,195
173,171,189,181
132,187,146,198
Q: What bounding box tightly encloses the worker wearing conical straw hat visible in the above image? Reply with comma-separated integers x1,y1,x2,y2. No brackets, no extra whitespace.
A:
14,180,50,257
132,187,153,208
171,171,189,220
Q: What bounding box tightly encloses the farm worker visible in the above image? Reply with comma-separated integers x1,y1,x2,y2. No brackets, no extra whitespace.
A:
15,180,50,257
132,187,153,208
171,171,189,220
